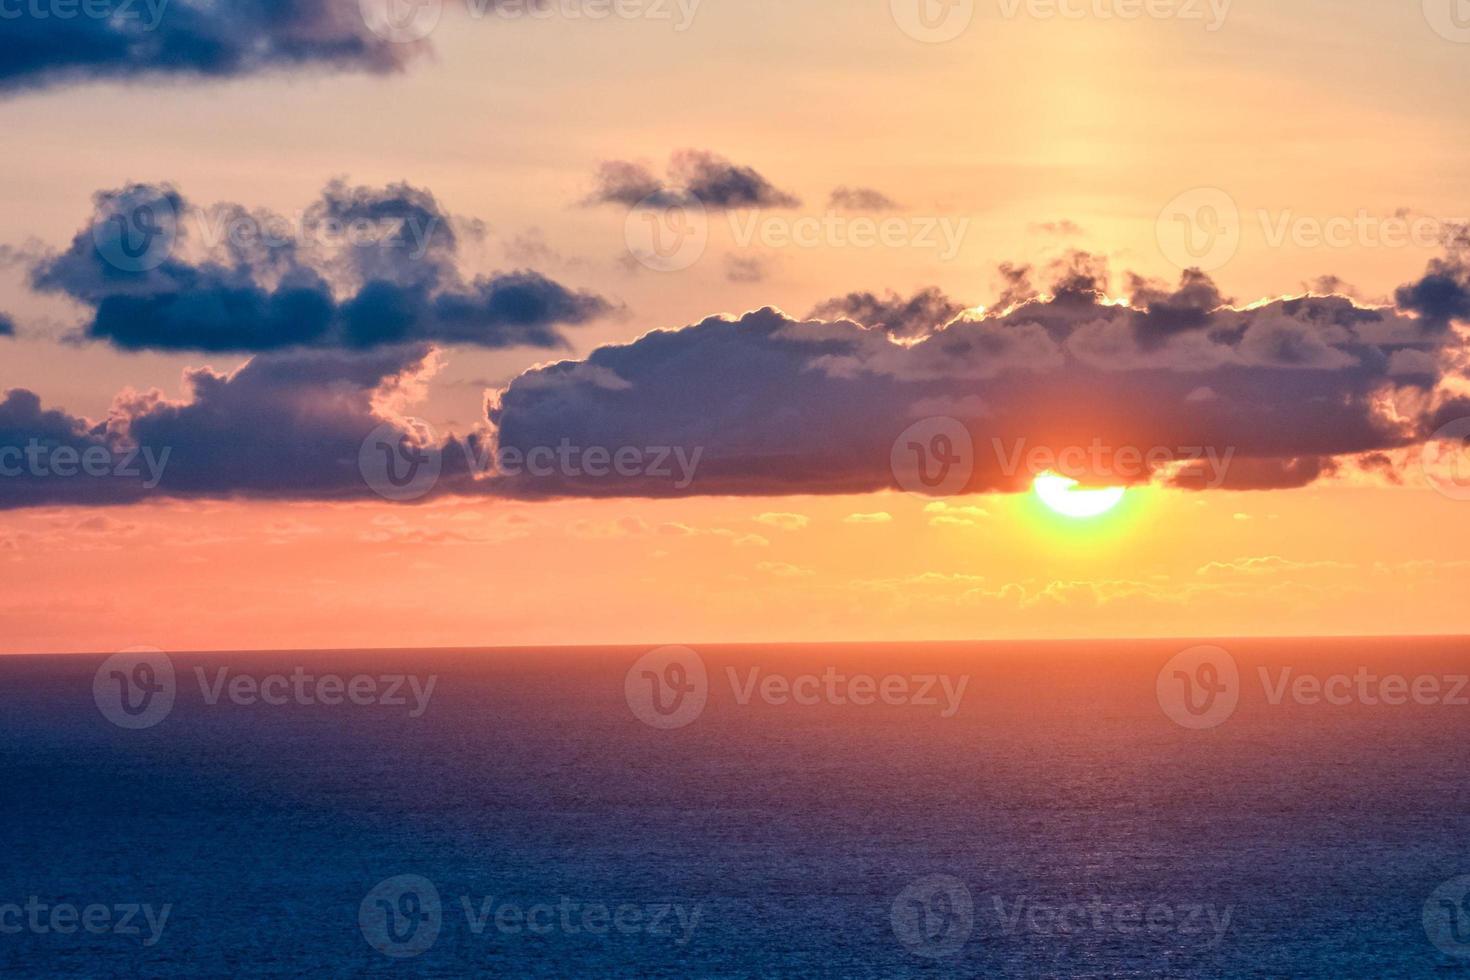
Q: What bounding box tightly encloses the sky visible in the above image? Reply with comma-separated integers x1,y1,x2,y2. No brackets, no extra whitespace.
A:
2,0,1470,652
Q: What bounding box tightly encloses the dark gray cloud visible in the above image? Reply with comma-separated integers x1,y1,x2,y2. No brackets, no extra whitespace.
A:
0,0,419,95
724,255,770,284
0,313,14,336
585,151,800,210
0,345,484,509
828,187,900,212
488,259,1464,497
5,254,1468,509
1393,255,1470,330
28,180,614,352
808,287,965,340
0,387,154,508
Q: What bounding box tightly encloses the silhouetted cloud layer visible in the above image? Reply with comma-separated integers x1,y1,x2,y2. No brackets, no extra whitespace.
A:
0,0,417,95
29,181,613,352
4,252,1468,508
809,287,966,339
490,257,1465,497
585,151,800,210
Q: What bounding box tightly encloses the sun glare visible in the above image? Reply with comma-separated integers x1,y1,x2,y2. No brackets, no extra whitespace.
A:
1033,471,1127,519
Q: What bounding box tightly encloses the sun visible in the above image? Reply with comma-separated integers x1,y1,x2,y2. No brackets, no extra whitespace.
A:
1033,471,1127,519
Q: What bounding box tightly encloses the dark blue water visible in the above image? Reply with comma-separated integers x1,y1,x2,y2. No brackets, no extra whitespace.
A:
2,639,1469,977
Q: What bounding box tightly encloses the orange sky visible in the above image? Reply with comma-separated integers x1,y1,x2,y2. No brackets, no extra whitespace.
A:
2,0,1470,652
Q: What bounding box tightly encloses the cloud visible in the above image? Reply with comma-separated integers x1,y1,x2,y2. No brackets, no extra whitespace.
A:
828,187,900,212
1031,220,1085,236
28,180,613,352
1393,254,1470,330
0,313,14,336
754,512,809,531
0,0,420,96
0,344,487,510
725,255,770,284
807,287,965,340
6,252,1468,510
486,256,1465,498
584,150,800,210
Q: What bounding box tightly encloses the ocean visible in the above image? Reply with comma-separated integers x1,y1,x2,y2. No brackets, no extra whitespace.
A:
2,638,1468,977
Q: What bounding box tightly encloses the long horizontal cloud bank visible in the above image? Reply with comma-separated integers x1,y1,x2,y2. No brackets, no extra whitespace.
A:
0,345,481,508
3,253,1468,508
27,180,614,352
489,255,1469,497
0,0,421,95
